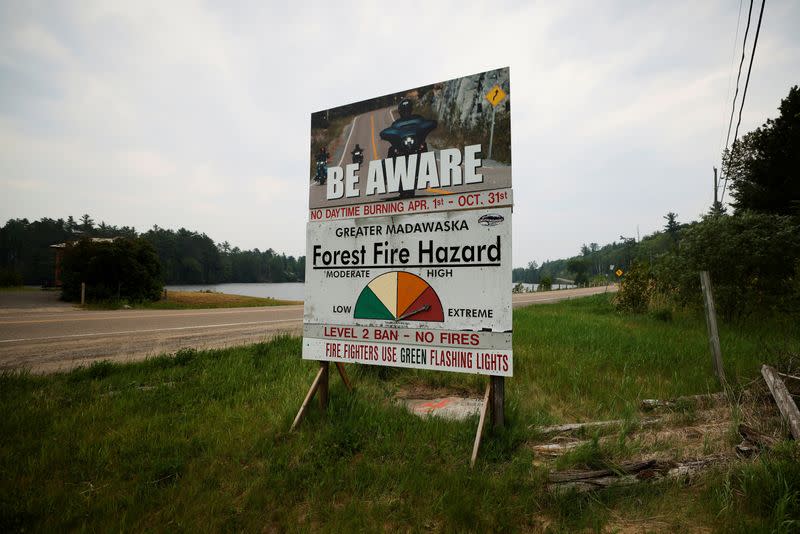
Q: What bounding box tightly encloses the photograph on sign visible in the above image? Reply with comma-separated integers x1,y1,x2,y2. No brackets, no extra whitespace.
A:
309,67,511,211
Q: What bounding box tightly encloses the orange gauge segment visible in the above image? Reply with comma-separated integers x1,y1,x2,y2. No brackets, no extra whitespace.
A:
396,271,430,317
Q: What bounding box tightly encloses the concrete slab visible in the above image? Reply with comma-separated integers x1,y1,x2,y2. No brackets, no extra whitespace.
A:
400,396,484,421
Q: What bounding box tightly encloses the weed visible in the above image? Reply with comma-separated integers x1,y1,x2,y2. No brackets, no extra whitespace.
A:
2,296,799,531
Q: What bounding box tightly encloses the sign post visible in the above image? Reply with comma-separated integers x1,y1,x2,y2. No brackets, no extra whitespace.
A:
297,68,514,460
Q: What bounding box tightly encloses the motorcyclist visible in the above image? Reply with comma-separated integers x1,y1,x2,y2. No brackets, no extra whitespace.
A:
397,98,414,120
314,146,329,184
380,98,437,198
351,143,364,164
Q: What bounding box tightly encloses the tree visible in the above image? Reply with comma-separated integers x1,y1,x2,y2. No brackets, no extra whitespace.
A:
567,257,589,286
65,216,77,234
79,214,94,233
663,212,679,242
723,85,800,216
60,237,163,302
0,217,71,285
653,212,800,319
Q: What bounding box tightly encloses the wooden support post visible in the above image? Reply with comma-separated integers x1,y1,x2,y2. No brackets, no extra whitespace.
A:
80,282,86,305
699,271,726,385
290,366,326,432
335,362,352,392
490,375,505,429
761,364,800,440
470,381,492,468
318,361,329,410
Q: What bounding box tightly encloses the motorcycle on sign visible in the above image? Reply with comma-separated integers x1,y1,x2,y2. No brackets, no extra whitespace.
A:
379,100,437,198
352,147,364,165
314,156,327,185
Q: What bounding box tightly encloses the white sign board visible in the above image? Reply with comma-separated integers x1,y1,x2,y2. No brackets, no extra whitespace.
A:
303,208,512,376
304,67,513,376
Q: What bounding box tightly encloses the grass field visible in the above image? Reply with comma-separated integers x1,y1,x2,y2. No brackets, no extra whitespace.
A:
87,290,300,310
0,286,37,292
2,295,799,532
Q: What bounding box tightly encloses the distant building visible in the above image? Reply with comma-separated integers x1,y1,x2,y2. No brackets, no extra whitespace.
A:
50,238,116,287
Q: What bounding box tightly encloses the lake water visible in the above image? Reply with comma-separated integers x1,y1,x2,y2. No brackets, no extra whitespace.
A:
165,281,575,301
166,282,305,301
514,282,576,291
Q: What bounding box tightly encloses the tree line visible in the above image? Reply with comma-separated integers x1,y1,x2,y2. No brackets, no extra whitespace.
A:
513,212,684,287
0,215,304,286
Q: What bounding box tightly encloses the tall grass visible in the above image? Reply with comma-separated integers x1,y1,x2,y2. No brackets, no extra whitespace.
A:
1,295,798,531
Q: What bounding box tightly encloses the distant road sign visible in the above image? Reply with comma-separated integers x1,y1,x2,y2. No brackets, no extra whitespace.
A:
485,85,507,107
615,269,624,277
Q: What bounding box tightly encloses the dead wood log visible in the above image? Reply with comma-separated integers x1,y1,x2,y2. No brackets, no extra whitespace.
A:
532,441,588,456
665,457,719,479
537,420,622,434
777,372,800,395
761,365,800,440
548,460,656,483
640,392,727,411
535,418,661,436
738,424,778,449
547,457,722,494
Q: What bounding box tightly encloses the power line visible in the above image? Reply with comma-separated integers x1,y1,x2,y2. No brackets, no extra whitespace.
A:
723,0,754,159
717,0,744,157
721,0,766,204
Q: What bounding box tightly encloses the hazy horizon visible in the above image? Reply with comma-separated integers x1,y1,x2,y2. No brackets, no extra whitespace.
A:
2,1,798,267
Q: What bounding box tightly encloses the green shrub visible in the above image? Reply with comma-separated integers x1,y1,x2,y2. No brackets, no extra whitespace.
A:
613,261,654,313
539,276,552,291
652,212,800,320
0,268,23,287
589,274,608,287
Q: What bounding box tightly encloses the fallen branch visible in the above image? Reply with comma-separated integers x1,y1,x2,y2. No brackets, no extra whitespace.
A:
734,428,781,457
531,440,588,456
777,372,800,395
640,392,726,411
535,418,661,436
738,424,778,449
547,457,722,494
548,460,655,484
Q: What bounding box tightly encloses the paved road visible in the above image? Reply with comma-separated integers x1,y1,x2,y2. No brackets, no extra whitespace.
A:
0,286,615,373
309,107,511,210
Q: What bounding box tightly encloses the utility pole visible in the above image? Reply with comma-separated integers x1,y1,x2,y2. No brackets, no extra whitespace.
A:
713,167,719,211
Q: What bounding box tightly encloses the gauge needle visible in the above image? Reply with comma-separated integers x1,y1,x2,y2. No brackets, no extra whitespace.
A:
396,305,431,321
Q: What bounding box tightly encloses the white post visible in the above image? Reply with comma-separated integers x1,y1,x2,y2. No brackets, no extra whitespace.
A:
487,106,497,160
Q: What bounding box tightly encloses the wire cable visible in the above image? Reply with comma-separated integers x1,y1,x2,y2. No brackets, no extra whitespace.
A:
721,0,766,204
723,0,754,159
718,0,744,158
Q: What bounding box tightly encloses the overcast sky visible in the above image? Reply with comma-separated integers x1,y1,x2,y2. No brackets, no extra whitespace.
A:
1,1,798,266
